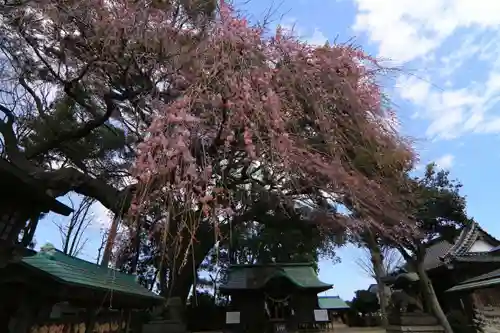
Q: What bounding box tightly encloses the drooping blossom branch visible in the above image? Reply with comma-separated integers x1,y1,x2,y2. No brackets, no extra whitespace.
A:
130,1,415,241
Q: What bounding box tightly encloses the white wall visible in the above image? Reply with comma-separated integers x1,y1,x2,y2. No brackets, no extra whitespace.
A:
469,239,495,253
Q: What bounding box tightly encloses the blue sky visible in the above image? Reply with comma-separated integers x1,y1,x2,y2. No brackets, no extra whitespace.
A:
36,0,500,301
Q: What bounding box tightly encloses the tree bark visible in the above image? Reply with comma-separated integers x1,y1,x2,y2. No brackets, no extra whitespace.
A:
165,267,196,305
130,219,142,274
363,231,389,327
163,223,215,306
367,240,389,327
35,167,134,216
416,261,453,333
159,263,168,297
100,215,119,267
163,244,213,305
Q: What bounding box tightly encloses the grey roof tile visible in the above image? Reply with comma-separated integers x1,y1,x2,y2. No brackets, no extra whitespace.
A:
422,240,453,270
447,268,500,292
422,222,500,271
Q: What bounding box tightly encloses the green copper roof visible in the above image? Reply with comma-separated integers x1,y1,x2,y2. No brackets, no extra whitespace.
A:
21,244,163,301
318,296,349,310
219,263,332,292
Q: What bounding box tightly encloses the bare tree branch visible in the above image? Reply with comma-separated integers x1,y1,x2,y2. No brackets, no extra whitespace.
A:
356,245,404,279
54,195,95,256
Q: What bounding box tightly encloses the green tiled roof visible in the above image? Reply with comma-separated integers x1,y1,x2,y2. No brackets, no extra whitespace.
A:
318,296,349,310
447,268,500,293
21,244,163,301
219,263,332,292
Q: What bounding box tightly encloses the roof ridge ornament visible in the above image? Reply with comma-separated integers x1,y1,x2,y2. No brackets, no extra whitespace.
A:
458,222,479,253
445,222,478,257
39,242,57,259
440,222,481,266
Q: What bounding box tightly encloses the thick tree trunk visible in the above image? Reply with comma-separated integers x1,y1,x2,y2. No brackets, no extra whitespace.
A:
370,248,389,327
130,220,142,274
365,233,389,327
100,215,119,267
159,263,168,296
165,267,197,304
416,261,453,333
162,223,215,306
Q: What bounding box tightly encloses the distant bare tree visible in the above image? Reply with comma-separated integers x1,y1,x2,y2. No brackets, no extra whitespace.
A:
356,246,403,279
96,226,110,264
355,242,403,328
54,196,95,257
96,222,127,266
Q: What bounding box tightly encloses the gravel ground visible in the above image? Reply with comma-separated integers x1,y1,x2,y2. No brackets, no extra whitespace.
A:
328,327,385,333
192,328,386,333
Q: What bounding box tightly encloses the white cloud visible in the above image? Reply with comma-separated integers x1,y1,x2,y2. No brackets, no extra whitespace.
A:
435,154,455,169
351,0,500,139
396,67,500,139
91,201,113,229
308,28,328,46
280,18,328,46
352,0,500,63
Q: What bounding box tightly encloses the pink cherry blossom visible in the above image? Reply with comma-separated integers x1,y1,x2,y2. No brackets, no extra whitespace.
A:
127,2,415,236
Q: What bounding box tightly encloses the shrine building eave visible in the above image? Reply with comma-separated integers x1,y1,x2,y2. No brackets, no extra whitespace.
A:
447,267,500,293
414,221,500,272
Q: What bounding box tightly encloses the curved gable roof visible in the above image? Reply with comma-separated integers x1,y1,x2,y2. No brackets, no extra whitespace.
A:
422,222,500,271
220,263,331,292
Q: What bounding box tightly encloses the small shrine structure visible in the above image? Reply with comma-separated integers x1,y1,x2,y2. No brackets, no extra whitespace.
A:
0,243,164,333
0,158,72,266
317,296,349,327
219,263,332,333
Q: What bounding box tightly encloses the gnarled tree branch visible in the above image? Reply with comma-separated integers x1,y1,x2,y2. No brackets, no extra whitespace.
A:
33,167,135,216
25,92,118,159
